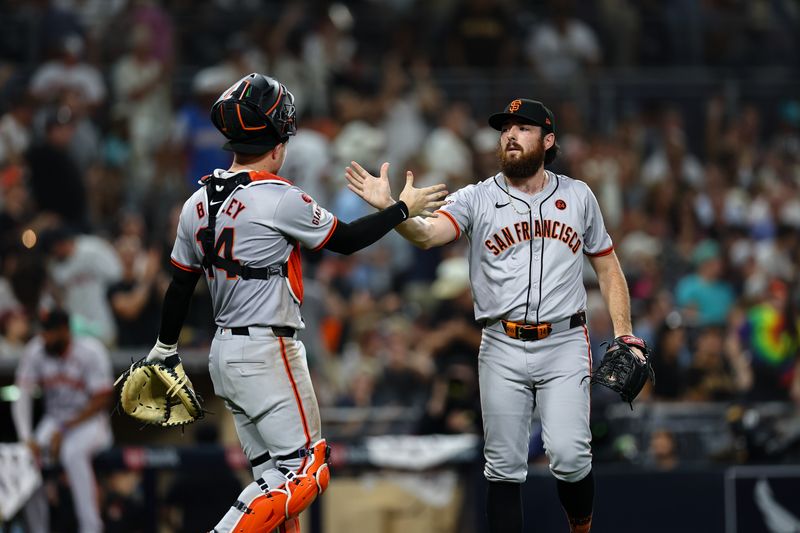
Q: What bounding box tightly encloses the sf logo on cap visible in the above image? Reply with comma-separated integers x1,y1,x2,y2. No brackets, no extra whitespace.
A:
508,99,522,113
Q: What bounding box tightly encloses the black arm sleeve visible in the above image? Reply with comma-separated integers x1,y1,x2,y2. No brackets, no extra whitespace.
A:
324,201,410,255
158,266,202,345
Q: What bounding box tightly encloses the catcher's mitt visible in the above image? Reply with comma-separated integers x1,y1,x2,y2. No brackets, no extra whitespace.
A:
114,354,203,427
587,335,655,408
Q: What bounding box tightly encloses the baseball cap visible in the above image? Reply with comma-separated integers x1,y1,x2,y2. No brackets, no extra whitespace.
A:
691,239,721,266
40,308,70,330
431,257,470,299
489,99,555,134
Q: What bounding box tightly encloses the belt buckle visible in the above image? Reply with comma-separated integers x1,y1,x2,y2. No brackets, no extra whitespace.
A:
503,321,552,341
519,322,552,341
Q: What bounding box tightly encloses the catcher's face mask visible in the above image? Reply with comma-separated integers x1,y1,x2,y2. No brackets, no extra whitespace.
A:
211,73,297,154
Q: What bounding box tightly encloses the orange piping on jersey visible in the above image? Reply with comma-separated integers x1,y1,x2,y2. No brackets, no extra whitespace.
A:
436,210,461,240
279,337,312,448
311,217,338,252
286,244,304,304
236,103,267,131
582,324,592,421
248,170,293,184
170,258,201,273
584,245,614,257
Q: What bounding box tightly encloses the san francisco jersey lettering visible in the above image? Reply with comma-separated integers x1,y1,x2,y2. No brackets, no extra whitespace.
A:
438,171,612,324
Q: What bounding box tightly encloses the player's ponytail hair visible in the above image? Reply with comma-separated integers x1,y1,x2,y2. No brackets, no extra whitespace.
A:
544,142,560,166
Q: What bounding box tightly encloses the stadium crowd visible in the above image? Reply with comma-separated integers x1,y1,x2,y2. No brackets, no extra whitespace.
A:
0,0,799,462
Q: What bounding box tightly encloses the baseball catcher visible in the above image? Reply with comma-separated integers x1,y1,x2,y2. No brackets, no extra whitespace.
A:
588,335,655,407
114,341,203,427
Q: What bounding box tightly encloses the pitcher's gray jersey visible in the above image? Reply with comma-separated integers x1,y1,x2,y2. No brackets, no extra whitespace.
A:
15,335,113,533
170,169,337,329
438,171,612,324
16,336,113,423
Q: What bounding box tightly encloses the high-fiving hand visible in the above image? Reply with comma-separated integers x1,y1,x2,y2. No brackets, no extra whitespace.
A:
345,161,448,218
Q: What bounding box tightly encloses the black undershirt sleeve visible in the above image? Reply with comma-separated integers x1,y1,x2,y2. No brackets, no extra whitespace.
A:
324,201,409,255
158,266,202,345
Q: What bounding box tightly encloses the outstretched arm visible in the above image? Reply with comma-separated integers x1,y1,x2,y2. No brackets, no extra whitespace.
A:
345,161,458,249
325,165,448,254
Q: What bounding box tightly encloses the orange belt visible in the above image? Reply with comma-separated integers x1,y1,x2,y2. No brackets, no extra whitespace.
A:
501,311,586,341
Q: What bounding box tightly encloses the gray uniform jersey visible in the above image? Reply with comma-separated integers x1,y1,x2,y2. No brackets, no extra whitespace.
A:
438,171,612,324
16,336,113,423
170,169,337,329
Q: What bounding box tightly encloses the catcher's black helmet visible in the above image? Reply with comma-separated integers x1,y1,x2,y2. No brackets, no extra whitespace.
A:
210,73,297,154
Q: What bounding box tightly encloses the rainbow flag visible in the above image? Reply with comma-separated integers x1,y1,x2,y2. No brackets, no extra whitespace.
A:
741,304,799,369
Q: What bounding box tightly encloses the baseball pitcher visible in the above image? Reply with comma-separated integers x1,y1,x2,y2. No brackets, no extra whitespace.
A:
346,99,653,533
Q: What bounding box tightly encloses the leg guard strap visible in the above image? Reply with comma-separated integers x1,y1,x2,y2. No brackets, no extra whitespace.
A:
230,440,331,533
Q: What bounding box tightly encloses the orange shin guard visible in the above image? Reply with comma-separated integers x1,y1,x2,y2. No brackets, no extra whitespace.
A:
233,440,330,533
284,439,330,517
232,492,287,533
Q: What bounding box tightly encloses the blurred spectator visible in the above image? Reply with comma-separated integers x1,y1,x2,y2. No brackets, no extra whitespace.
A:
420,101,474,190
417,361,481,435
645,429,680,471
171,76,232,192
29,34,106,109
12,308,114,533
280,121,333,206
373,319,429,408
127,0,175,65
0,90,35,166
525,0,601,86
683,327,742,401
25,105,88,230
730,279,800,402
418,257,482,368
163,424,243,533
102,470,147,533
595,0,640,68
444,0,517,69
380,58,439,177
56,0,127,45
0,308,30,360
641,129,705,188
675,240,735,327
336,367,378,409
651,313,689,400
192,33,267,100
302,7,357,117
473,126,500,178
0,165,34,258
107,236,163,348
416,257,482,434
112,23,172,201
42,227,122,345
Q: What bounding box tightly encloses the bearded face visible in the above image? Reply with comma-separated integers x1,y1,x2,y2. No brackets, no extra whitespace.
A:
497,128,546,179
43,327,71,357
